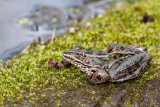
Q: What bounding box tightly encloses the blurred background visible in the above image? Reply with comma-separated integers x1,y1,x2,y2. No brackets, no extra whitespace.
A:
0,0,110,62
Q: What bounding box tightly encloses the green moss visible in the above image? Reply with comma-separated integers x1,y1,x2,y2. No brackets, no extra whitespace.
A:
0,0,160,106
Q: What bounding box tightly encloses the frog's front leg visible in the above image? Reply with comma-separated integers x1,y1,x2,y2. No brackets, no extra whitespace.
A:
109,53,151,82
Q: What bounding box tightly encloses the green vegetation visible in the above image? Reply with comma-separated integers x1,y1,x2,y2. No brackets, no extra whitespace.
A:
0,0,160,106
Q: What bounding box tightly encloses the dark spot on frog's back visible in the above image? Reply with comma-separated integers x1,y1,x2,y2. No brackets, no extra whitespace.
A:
128,69,132,74
96,75,101,80
120,46,125,51
113,56,117,59
135,63,140,68
127,66,132,72
91,70,96,73
119,54,123,57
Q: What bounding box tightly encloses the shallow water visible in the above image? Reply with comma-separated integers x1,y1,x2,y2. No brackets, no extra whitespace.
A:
0,0,109,62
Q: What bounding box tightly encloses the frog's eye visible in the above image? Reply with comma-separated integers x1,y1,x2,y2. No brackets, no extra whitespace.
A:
75,50,85,60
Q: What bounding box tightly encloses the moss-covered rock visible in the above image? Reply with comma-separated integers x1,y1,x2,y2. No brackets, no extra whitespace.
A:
0,0,160,106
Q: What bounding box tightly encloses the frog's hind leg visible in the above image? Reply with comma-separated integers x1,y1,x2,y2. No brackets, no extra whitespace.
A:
114,53,151,82
126,45,147,52
103,43,147,53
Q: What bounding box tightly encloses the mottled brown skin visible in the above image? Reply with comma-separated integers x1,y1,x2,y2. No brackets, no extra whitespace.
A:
62,43,151,84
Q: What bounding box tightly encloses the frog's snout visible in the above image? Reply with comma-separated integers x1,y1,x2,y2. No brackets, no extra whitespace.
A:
88,68,109,84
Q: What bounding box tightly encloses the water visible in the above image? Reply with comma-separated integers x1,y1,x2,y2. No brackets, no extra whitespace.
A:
0,0,109,62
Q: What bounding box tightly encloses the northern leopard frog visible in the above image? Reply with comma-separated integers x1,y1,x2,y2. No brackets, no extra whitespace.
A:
62,43,151,84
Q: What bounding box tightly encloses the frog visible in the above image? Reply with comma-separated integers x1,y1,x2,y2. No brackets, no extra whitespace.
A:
62,43,151,84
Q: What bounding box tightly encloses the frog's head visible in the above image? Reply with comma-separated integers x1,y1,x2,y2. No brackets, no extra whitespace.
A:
62,45,90,69
62,45,109,84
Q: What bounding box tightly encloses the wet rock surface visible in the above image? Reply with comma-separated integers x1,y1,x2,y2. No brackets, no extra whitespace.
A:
29,76,159,106
110,87,127,106
142,78,160,106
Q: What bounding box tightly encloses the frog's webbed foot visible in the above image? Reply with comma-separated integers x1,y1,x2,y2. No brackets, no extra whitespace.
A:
111,53,151,82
